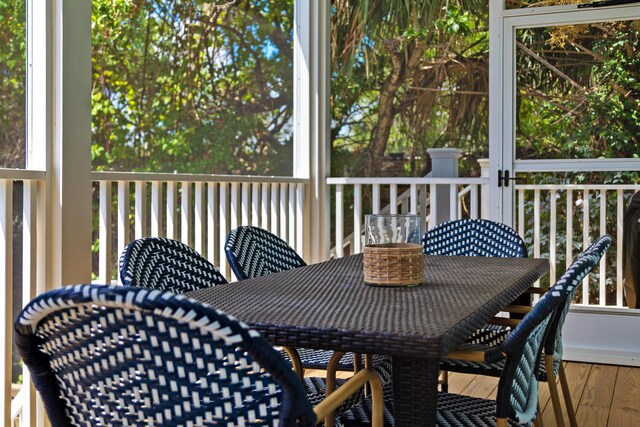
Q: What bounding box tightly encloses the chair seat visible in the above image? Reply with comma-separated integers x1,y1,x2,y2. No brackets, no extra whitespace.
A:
282,348,393,378
440,324,561,382
436,393,533,427
340,391,534,427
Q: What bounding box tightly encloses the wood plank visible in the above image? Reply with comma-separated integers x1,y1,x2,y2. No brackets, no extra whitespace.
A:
561,361,592,407
607,407,640,427
611,367,640,410
575,405,610,427
459,373,499,399
579,364,618,408
446,372,476,394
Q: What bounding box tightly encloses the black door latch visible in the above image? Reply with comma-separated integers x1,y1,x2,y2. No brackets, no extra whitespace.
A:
498,169,519,187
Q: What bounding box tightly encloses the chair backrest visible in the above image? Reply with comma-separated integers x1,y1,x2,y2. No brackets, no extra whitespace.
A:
225,226,306,280
494,250,601,424
119,237,228,293
15,284,316,427
421,219,527,258
544,234,612,358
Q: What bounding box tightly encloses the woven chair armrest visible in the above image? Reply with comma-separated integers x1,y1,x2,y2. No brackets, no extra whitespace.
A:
487,317,521,328
444,349,491,362
525,286,548,295
315,368,384,426
502,304,532,315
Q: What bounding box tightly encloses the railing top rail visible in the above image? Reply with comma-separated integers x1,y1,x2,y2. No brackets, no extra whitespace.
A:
0,169,46,180
91,171,308,184
327,177,487,185
516,184,640,191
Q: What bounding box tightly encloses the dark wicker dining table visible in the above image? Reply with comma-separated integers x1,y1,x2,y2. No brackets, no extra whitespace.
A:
187,253,549,426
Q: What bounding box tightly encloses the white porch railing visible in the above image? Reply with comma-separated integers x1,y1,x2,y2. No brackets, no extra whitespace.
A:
328,177,636,310
92,172,308,283
0,169,46,427
4,170,640,426
515,184,640,308
327,177,487,257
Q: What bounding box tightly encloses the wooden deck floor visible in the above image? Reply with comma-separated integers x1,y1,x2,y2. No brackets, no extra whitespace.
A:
308,361,640,426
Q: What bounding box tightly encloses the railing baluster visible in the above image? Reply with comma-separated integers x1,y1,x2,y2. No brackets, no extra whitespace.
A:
241,182,251,226
261,184,269,231
151,181,162,237
470,185,478,219
335,184,344,258
429,184,436,228
600,189,607,306
450,184,457,220
194,182,204,254
252,183,260,227
230,182,240,235
617,189,624,307
410,184,418,215
549,189,557,285
295,183,305,257
207,183,218,266
534,189,541,259
166,181,177,239
181,182,192,246
583,189,590,305
373,184,380,214
566,189,573,270
117,181,130,278
270,183,279,236
288,184,296,250
353,184,362,254
134,181,147,239
280,183,288,241
99,181,112,284
390,184,398,214
518,188,525,239
219,183,230,278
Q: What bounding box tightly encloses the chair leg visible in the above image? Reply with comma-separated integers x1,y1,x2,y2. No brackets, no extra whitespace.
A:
439,370,449,392
533,402,545,427
324,351,346,427
283,346,304,380
558,362,578,427
545,355,565,427
497,418,509,427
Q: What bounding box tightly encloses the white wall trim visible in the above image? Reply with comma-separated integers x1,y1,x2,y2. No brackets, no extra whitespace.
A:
563,306,640,367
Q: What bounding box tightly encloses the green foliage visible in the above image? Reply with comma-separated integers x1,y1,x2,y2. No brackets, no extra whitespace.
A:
515,21,640,164
0,0,26,168
330,0,490,177
91,0,294,175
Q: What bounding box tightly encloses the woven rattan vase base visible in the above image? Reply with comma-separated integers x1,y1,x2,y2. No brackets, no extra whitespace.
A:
363,243,424,287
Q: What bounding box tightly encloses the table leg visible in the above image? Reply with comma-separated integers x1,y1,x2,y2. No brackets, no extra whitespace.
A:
392,356,439,426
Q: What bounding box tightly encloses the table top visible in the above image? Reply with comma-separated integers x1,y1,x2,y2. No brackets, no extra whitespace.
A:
188,254,549,359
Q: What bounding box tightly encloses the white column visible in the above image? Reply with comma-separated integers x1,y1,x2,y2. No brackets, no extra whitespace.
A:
478,158,490,219
50,0,93,286
427,148,462,225
293,0,330,263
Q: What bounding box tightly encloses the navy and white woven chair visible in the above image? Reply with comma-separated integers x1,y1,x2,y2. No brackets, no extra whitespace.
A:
225,225,307,281
438,235,612,427
119,237,228,293
15,284,384,427
422,219,530,392
341,244,602,427
225,226,357,372
421,219,528,258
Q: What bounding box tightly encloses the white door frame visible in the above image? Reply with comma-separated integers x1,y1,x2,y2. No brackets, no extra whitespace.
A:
488,0,640,366
488,0,640,226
